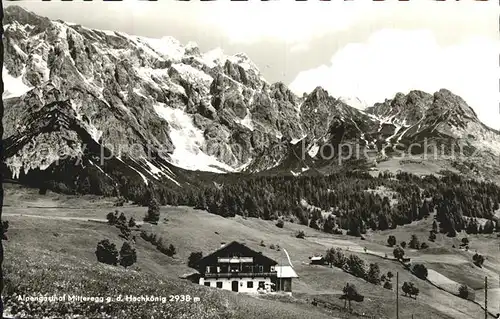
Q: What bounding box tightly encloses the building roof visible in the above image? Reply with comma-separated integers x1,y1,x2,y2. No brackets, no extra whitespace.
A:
196,241,278,268
310,256,324,261
275,266,299,278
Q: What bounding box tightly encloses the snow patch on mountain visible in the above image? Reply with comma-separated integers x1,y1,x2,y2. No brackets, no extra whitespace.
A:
200,48,225,68
10,41,29,61
153,103,234,173
88,160,114,182
136,67,186,96
235,111,254,131
339,96,368,110
129,165,149,185
171,63,213,86
141,36,185,61
386,124,403,145
2,67,33,99
143,159,181,187
6,132,84,179
228,53,260,73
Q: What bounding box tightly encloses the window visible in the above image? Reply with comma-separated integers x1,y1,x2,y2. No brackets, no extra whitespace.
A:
258,265,263,272
204,282,210,287
247,281,254,288
230,265,239,272
216,282,223,288
258,281,265,289
206,266,210,273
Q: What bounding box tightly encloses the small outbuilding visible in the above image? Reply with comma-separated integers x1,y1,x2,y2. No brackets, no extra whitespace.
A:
309,256,325,265
274,265,299,294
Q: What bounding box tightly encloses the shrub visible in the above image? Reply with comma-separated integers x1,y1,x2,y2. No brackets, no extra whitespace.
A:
393,247,405,260
458,284,469,299
323,215,336,233
166,244,176,257
325,247,346,268
332,228,344,235
428,231,436,242
461,238,469,246
402,282,419,299
341,283,364,312
260,240,266,247
420,242,429,250
473,253,485,267
296,230,305,239
383,281,393,290
276,219,284,228
114,197,126,207
188,252,203,269
117,212,127,225
106,212,117,225
432,220,438,233
156,239,167,253
140,231,151,241
144,197,160,224
128,217,137,228
387,271,394,280
119,242,137,268
269,244,276,250
118,224,131,240
95,239,119,266
400,241,407,249
409,234,420,249
367,263,381,285
484,220,495,234
413,264,428,280
346,255,366,279
387,235,396,247
309,218,320,230
150,233,159,246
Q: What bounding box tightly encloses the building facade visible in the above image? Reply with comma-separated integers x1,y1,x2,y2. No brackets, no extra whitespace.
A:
196,241,298,294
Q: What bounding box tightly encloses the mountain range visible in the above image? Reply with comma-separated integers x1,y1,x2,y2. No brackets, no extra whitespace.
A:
3,5,500,200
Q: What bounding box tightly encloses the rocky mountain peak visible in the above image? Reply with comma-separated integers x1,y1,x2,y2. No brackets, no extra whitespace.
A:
308,86,330,102
4,5,49,28
366,90,433,126
430,88,478,120
3,6,500,195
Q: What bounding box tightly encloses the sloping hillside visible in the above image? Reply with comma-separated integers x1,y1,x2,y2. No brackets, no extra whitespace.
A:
3,184,499,318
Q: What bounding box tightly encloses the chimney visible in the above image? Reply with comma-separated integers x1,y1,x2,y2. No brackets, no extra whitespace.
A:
220,242,226,248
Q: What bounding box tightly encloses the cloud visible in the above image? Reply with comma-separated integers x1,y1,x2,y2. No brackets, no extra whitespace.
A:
197,1,374,45
289,29,500,130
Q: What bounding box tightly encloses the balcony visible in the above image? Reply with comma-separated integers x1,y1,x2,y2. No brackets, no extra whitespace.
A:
204,272,277,279
218,257,253,263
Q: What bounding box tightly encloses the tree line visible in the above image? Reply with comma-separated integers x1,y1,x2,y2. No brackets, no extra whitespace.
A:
130,170,500,237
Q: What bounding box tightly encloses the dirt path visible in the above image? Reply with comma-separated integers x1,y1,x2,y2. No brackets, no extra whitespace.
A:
3,213,144,225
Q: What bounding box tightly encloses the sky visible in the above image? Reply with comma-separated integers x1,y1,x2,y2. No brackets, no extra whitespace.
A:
5,0,500,129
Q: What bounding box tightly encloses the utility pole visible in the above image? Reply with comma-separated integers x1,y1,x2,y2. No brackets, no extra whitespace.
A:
485,276,488,319
396,272,399,319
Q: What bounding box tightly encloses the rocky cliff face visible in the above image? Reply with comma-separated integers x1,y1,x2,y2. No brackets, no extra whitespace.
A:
3,5,500,196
